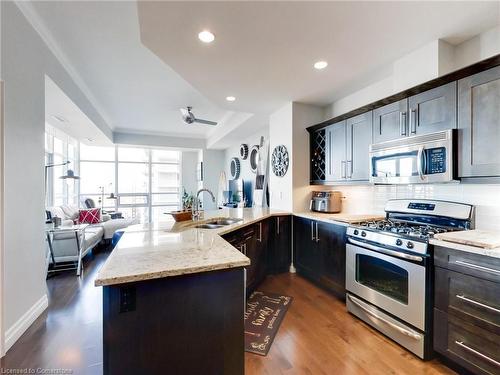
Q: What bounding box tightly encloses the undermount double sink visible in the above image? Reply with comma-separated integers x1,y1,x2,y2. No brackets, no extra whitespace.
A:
194,218,243,229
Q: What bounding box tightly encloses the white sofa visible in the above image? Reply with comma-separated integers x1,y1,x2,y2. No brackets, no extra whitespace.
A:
46,205,137,263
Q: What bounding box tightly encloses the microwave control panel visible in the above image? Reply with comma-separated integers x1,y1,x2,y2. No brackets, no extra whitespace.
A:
425,147,446,174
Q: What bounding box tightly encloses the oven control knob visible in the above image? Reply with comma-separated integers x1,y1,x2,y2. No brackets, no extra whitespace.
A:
406,241,414,249
361,231,367,237
353,229,359,236
396,239,403,246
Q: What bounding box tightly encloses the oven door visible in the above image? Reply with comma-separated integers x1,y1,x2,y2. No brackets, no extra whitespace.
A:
369,129,455,184
346,242,426,330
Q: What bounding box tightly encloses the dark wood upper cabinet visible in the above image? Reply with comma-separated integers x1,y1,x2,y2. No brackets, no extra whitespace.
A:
408,81,456,135
346,111,372,181
310,128,327,181
458,65,500,178
373,99,408,143
326,120,347,182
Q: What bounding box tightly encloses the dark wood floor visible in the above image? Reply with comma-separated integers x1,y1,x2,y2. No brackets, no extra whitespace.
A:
1,249,455,375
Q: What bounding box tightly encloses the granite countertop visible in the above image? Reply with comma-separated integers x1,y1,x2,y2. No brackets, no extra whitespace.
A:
95,208,290,286
95,208,385,287
295,211,385,225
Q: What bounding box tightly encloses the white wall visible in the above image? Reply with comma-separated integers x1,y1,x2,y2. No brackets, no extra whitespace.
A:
292,103,324,212
181,151,199,197
268,102,324,212
269,103,293,211
200,149,225,210
223,126,269,205
0,2,113,352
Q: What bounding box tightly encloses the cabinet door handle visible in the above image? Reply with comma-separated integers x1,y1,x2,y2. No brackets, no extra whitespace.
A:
315,222,319,242
276,217,280,235
311,221,315,241
347,160,353,179
410,109,417,134
243,243,247,255
455,341,500,367
258,222,262,242
341,161,346,179
399,111,407,136
455,260,500,275
456,294,500,314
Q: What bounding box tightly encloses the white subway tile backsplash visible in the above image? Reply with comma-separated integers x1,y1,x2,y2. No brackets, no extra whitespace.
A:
331,183,500,230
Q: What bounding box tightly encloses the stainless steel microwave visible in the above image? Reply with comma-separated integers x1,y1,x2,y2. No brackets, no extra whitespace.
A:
369,129,457,184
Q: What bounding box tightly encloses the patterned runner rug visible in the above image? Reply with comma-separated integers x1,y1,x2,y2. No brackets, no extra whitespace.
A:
244,291,293,356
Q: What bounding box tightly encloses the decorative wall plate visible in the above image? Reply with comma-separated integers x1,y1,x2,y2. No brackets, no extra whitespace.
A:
271,145,289,177
240,144,249,160
249,145,260,174
230,157,241,179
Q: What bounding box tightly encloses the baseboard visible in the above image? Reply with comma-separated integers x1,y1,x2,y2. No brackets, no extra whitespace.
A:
4,294,48,352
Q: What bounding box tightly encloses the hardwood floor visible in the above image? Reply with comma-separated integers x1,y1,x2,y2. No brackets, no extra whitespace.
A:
1,250,455,375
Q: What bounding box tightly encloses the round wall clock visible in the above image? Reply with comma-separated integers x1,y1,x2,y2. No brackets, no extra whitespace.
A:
249,145,260,174
230,157,241,179
271,145,289,177
240,144,249,160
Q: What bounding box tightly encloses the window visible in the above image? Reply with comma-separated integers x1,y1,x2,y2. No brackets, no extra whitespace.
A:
78,145,181,223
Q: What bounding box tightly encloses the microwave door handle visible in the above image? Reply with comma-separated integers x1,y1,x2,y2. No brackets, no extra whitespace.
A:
417,146,425,181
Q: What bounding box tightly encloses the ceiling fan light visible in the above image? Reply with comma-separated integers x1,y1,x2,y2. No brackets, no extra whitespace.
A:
226,96,236,102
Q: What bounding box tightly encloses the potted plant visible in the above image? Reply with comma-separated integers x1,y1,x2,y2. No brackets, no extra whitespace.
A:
169,188,195,222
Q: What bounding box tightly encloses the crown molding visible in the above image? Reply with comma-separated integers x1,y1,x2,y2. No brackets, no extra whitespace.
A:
14,1,114,129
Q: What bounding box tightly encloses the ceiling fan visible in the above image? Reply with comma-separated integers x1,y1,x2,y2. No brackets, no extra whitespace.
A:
180,106,217,126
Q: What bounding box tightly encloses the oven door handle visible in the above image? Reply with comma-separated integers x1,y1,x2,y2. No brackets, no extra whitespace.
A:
348,238,423,262
347,295,422,340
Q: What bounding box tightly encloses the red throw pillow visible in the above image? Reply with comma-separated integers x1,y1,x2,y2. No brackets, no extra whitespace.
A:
79,208,101,224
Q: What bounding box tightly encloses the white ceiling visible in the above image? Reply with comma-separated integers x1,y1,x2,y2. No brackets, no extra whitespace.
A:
138,1,500,113
27,1,500,148
45,76,112,146
31,1,232,140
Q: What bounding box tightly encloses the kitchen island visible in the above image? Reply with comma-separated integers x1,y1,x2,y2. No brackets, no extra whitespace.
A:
95,208,289,375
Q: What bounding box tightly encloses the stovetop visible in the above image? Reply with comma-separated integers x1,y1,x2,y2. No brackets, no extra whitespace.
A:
358,219,451,241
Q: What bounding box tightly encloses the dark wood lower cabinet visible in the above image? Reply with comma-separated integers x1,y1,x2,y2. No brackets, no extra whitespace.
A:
293,216,346,296
222,215,292,293
434,246,500,375
269,215,292,274
103,268,245,375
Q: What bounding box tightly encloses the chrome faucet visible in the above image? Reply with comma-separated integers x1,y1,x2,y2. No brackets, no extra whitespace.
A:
192,188,216,221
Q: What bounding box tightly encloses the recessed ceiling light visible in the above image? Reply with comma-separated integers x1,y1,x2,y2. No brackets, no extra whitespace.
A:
314,61,328,70
226,96,236,102
198,30,215,43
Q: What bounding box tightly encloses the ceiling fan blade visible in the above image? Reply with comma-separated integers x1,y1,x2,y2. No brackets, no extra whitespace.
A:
194,118,218,126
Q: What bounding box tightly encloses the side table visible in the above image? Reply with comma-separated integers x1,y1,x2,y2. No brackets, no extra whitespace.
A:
46,224,88,277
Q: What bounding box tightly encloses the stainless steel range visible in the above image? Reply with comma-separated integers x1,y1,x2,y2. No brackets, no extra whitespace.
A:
345,199,474,359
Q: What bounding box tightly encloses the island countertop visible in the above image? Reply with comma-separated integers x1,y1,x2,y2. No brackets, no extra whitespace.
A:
94,208,290,286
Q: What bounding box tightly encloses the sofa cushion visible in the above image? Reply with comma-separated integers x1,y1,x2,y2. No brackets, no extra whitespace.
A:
47,206,67,220
100,218,139,239
79,208,101,224
61,205,79,220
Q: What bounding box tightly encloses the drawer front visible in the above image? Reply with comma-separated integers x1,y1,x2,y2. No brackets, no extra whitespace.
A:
435,267,500,333
434,246,500,283
434,310,500,375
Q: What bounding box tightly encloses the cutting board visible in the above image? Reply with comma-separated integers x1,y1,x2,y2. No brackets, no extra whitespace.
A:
434,230,500,249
